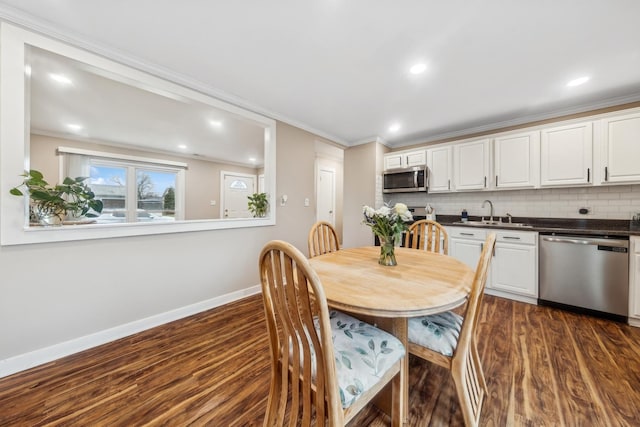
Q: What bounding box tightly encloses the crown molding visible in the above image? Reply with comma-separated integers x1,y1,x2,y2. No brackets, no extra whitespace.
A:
0,6,349,147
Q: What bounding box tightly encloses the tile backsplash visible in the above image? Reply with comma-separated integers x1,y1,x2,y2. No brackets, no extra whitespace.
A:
385,184,640,220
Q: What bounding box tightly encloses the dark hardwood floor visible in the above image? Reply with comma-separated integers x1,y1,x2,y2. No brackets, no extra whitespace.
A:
1,294,639,426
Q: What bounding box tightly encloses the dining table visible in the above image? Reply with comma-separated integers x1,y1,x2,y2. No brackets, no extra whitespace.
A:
308,246,475,426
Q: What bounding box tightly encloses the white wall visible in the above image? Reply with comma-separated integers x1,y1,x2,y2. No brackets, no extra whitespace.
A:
0,121,340,377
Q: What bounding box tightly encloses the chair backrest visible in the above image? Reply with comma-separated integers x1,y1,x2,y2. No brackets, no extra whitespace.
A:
259,240,343,426
404,219,449,254
453,232,496,366
308,221,340,258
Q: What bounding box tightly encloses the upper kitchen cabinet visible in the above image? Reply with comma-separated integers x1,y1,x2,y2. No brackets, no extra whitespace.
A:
426,145,453,192
493,130,540,189
599,111,640,184
383,149,426,170
453,139,491,191
540,121,593,186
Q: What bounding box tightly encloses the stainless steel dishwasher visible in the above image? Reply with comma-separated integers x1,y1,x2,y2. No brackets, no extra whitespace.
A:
539,234,629,321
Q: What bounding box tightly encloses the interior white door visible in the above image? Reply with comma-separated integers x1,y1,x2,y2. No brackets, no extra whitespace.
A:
221,172,256,218
317,167,335,224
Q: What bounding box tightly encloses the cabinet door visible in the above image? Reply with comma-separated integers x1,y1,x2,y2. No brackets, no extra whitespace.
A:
494,131,539,189
427,146,452,192
454,139,490,191
601,112,640,183
541,122,593,186
491,242,537,297
405,150,426,167
450,237,483,270
384,153,403,170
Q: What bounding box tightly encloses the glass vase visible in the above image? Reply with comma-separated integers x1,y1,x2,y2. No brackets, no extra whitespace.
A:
378,235,397,266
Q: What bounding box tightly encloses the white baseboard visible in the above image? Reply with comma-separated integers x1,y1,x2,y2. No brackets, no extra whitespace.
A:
629,317,640,328
484,288,538,305
0,285,261,379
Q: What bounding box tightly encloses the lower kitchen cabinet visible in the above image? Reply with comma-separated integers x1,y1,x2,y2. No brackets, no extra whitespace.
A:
630,236,640,327
448,226,538,304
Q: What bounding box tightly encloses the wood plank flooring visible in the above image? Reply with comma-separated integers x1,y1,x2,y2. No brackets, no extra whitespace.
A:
1,294,639,426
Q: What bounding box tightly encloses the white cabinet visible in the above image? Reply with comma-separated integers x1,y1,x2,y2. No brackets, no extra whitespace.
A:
453,139,490,191
541,121,593,186
600,111,640,184
491,230,538,299
448,226,538,304
384,149,426,170
630,236,640,327
449,227,487,270
426,145,453,192
493,131,540,189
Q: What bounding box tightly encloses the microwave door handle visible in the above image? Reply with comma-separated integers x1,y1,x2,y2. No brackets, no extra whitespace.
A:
414,171,418,188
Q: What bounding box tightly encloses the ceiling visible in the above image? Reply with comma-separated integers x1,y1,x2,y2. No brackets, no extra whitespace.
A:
29,46,266,166
2,1,640,148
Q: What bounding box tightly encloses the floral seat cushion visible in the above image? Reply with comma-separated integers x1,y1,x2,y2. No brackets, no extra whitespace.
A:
407,311,463,357
312,310,405,409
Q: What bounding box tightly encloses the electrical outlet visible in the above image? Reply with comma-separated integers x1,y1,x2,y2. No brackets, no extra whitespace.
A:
579,207,591,215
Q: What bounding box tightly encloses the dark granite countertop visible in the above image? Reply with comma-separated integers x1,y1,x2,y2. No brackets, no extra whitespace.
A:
427,214,640,237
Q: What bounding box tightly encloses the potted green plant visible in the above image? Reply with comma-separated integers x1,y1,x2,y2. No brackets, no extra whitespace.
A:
10,169,104,225
247,192,268,218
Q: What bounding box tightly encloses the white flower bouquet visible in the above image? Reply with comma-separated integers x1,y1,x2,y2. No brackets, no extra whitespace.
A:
362,203,413,265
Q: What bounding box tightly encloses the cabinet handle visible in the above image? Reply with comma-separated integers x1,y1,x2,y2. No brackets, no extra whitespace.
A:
495,175,498,187
480,242,484,251
503,236,521,240
587,168,590,183
460,232,475,236
484,176,487,188
448,179,451,190
605,166,608,181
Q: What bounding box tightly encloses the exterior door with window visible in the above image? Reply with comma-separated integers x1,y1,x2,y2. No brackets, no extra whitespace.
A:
222,173,256,218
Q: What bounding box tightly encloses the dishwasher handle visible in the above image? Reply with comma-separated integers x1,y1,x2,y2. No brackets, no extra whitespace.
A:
541,236,628,248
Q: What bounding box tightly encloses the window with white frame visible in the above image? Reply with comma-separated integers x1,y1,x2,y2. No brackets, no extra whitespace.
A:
59,147,186,224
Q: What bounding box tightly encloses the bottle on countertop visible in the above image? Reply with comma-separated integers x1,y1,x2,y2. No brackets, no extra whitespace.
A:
461,209,468,222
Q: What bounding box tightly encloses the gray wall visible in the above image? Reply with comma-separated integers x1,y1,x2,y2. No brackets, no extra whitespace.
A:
0,121,342,373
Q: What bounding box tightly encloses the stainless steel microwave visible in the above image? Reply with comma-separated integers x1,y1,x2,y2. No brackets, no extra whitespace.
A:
383,166,428,193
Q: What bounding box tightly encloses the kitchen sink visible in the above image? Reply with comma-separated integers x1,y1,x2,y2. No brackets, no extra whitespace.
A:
452,220,533,228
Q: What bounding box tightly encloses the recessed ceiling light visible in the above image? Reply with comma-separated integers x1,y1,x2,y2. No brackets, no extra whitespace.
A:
24,65,32,76
66,123,83,131
178,144,188,149
209,120,222,128
409,63,427,75
249,157,256,163
49,73,72,85
389,123,401,133
567,76,590,87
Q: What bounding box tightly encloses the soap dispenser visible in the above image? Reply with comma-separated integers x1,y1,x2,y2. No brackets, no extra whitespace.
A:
461,209,468,223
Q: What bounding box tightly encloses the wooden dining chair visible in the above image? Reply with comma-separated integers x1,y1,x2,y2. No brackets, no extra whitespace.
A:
259,240,405,426
403,219,449,254
407,233,496,427
308,221,340,258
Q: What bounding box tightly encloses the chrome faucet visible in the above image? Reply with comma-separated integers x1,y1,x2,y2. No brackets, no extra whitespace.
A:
481,199,494,222
506,212,513,223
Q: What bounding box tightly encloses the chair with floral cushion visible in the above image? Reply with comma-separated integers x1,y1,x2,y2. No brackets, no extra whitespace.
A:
308,221,340,258
259,240,405,426
403,219,449,254
408,233,496,427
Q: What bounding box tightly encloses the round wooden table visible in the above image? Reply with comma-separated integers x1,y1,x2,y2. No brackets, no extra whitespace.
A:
308,246,475,426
